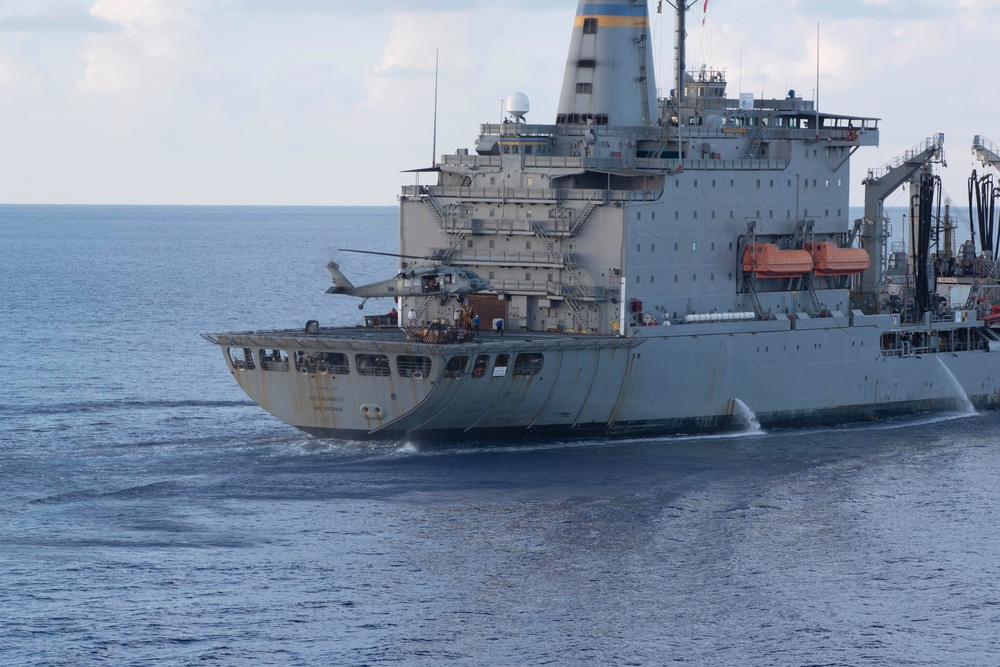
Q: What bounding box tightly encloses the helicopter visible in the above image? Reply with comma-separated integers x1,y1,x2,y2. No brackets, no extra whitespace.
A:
325,249,490,309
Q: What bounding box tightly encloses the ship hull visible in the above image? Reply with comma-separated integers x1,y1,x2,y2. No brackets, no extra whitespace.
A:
206,315,1000,443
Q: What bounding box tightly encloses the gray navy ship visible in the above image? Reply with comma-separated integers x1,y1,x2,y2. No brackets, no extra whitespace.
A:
204,0,1000,441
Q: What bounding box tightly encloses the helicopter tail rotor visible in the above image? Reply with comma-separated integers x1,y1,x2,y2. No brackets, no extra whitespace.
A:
325,262,356,295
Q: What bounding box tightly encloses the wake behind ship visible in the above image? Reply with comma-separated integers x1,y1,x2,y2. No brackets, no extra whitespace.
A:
204,0,1000,441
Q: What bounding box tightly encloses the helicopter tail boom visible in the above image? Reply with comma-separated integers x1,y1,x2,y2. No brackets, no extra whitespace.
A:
325,261,356,295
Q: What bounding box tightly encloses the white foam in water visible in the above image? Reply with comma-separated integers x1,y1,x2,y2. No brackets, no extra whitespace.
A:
937,357,977,414
732,398,763,433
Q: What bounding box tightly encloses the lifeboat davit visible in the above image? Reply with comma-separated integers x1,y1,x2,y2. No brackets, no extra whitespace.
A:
805,242,871,276
741,244,813,278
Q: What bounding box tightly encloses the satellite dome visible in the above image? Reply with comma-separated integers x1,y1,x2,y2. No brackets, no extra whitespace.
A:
506,92,530,120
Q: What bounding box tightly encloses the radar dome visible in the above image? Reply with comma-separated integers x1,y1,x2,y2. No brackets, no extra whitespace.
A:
506,92,530,120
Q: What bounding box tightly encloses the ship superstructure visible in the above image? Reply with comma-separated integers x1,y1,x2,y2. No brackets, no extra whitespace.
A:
204,0,1000,441
399,0,878,335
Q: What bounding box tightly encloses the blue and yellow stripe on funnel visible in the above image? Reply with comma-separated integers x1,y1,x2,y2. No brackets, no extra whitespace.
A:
575,3,648,28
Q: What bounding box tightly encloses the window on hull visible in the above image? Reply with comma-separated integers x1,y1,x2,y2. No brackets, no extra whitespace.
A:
445,356,469,378
228,347,255,371
493,354,510,377
472,355,490,378
259,348,289,372
397,355,432,379
356,354,391,377
295,351,350,375
513,353,544,376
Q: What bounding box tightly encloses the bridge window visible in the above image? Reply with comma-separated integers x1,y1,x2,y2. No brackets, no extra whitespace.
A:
513,353,544,376
227,347,255,371
583,17,598,34
258,348,289,372
576,83,593,94
356,354,391,377
397,355,431,378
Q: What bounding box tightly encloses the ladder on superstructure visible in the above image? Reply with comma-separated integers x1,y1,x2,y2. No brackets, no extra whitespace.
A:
423,196,467,261
742,127,764,159
633,0,651,126
533,219,593,331
412,295,437,324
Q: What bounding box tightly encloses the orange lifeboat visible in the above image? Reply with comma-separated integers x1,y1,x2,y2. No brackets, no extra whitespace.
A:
741,243,813,278
805,242,871,276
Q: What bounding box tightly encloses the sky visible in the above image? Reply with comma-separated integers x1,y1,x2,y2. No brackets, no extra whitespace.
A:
0,0,997,208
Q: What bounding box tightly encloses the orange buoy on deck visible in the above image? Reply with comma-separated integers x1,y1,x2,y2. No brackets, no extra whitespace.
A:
741,244,813,278
805,242,871,276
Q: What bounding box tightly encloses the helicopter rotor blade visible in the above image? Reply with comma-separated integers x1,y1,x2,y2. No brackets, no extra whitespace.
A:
338,248,442,261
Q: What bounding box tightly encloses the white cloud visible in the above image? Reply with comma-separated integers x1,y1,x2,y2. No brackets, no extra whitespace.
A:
73,0,197,97
362,11,470,114
0,1,118,33
0,0,994,205
73,35,140,97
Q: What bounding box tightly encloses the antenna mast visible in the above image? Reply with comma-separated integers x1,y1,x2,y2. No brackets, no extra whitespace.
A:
672,1,686,105
669,1,697,107
815,23,820,134
432,47,439,168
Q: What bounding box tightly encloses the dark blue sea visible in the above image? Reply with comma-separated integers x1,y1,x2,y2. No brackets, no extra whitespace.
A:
3,205,1000,666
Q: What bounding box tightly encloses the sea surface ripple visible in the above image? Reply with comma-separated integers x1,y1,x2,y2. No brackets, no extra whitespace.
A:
2,205,999,666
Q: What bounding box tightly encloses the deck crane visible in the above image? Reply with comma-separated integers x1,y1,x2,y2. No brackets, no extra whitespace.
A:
971,135,1000,259
856,133,945,313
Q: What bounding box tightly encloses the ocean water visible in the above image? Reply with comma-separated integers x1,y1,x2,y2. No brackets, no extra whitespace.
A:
3,205,1000,666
